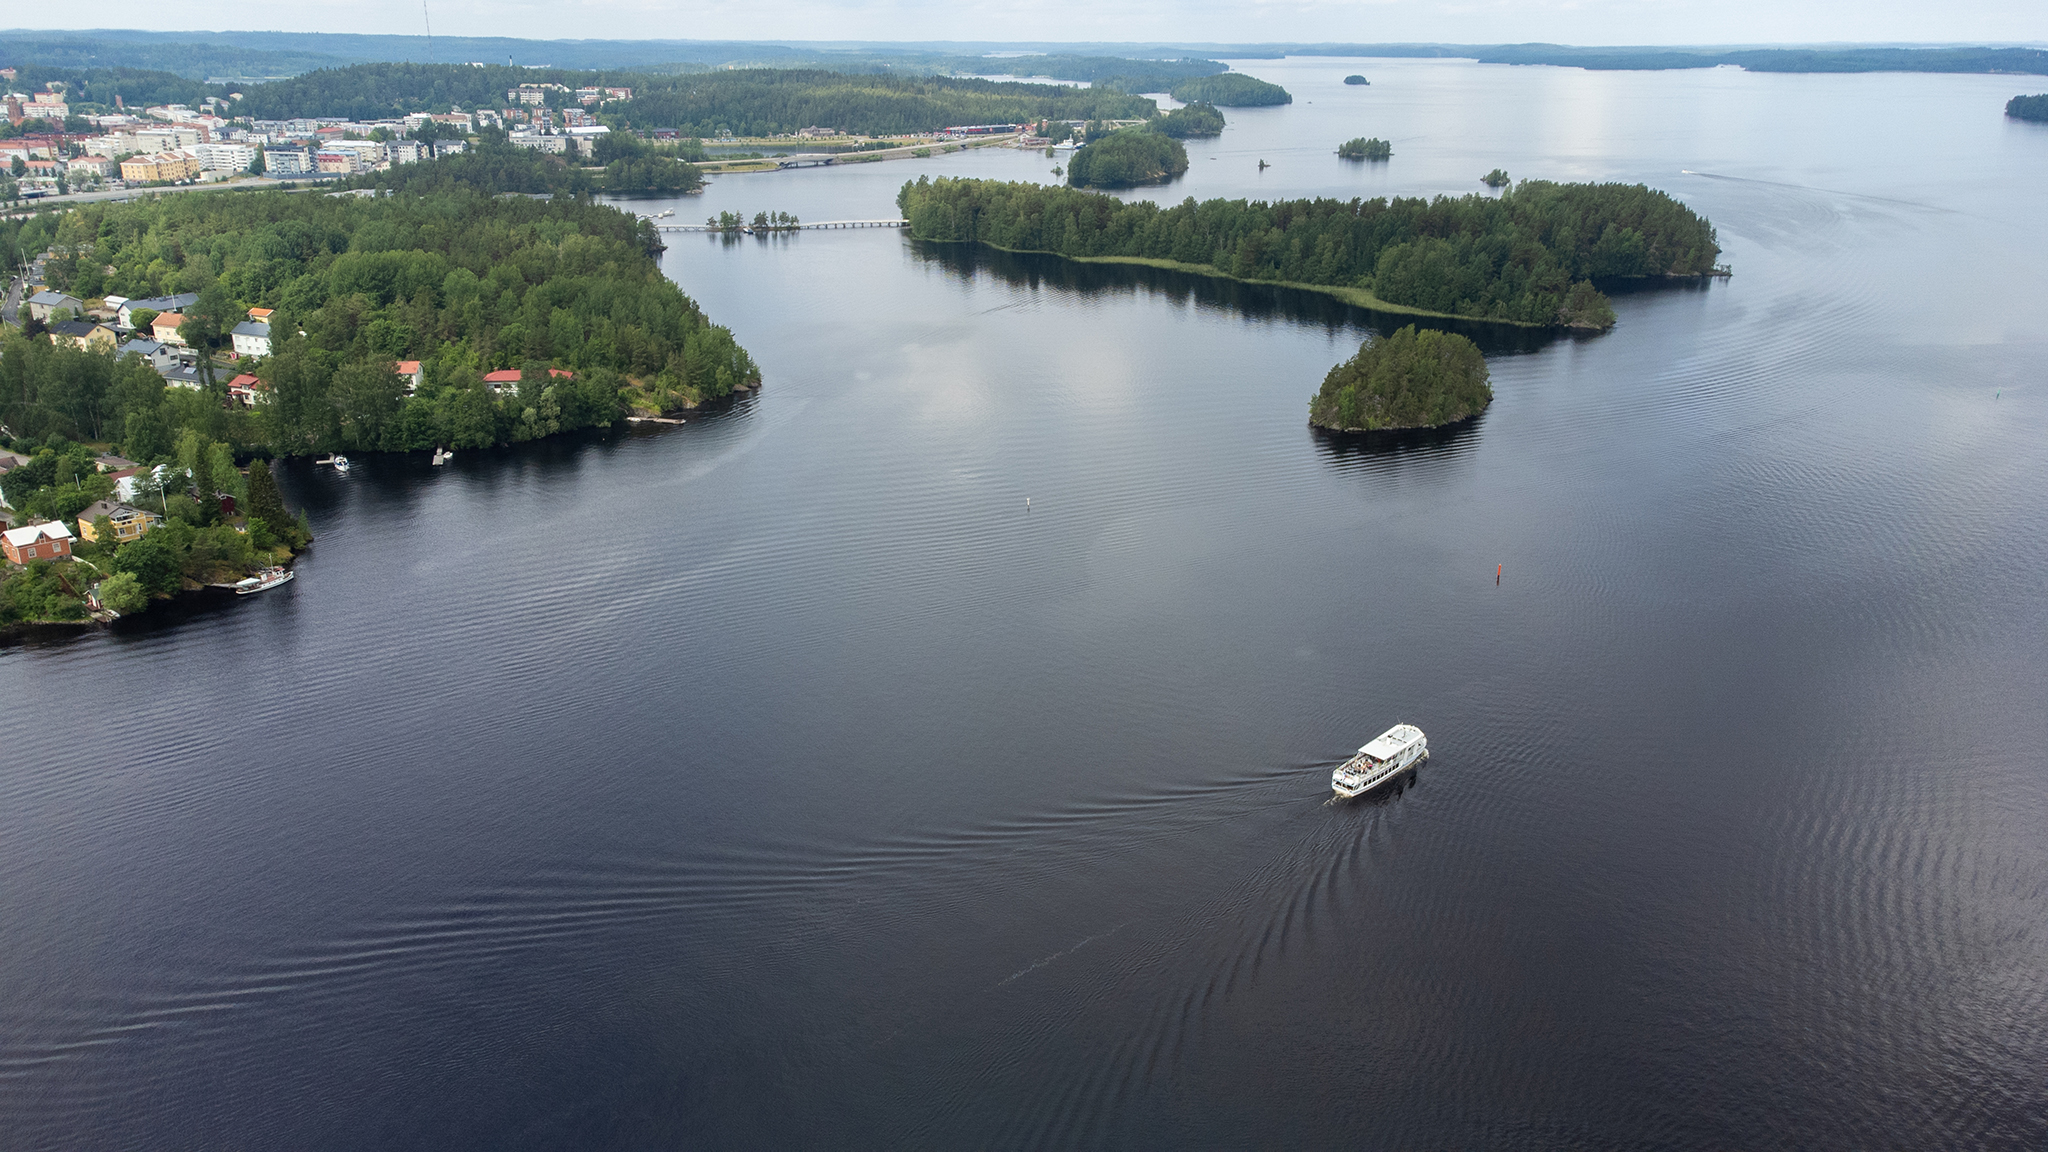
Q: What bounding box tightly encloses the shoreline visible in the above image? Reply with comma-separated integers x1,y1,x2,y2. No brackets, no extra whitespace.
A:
700,134,1025,175
918,239,1553,329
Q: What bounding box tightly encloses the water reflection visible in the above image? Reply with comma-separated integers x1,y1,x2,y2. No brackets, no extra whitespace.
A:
913,240,1560,355
1308,414,1487,471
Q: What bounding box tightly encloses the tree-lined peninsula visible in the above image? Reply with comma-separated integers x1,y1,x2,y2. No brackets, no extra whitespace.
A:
1309,326,1492,432
898,176,1720,329
2008,94,2048,122
1,147,757,461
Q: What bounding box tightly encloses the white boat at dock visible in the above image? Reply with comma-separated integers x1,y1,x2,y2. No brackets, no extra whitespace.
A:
232,567,296,595
1331,724,1428,799
316,453,352,473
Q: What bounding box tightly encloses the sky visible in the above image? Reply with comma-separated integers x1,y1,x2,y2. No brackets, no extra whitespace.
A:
5,1,2046,49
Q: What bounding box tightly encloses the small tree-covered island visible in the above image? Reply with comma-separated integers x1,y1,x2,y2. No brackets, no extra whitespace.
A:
898,176,1723,329
1309,326,1492,432
1338,137,1393,160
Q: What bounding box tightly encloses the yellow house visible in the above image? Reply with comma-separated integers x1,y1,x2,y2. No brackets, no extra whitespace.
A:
75,500,160,544
151,312,187,346
47,319,117,352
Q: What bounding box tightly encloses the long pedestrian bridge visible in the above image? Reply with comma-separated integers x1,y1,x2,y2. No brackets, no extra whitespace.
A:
655,220,909,233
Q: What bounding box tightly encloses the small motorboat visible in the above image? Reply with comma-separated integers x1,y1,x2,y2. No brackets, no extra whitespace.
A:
331,454,351,473
233,567,296,595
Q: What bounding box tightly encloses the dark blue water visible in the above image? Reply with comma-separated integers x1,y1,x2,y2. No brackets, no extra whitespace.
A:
4,58,2047,1148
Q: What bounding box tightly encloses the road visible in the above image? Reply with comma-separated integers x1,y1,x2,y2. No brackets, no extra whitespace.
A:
3,274,20,327
1,174,340,219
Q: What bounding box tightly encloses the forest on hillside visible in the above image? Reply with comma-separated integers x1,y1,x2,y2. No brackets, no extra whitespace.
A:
898,176,1720,329
0,148,754,461
223,63,1159,136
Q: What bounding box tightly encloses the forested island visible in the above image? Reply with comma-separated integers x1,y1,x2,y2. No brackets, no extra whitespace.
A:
1151,102,1227,138
1344,75,1370,86
3,146,757,463
898,177,1720,329
1338,137,1393,160
1068,129,1191,188
1308,326,1493,432
2008,94,2048,123
1167,74,1294,107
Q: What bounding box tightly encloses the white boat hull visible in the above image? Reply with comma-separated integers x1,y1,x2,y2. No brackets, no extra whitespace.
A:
1331,726,1428,799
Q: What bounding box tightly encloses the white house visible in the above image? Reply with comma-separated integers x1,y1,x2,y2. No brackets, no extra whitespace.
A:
231,320,272,358
25,290,83,322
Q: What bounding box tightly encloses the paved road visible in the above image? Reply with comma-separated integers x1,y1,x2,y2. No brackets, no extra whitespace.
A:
1,175,341,219
3,275,20,327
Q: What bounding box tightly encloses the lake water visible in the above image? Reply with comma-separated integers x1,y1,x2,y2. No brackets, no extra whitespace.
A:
4,58,2047,1149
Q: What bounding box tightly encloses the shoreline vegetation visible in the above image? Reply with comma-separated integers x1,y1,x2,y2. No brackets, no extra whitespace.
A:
1309,325,1493,432
2008,94,2048,122
0,444,311,630
899,176,1722,330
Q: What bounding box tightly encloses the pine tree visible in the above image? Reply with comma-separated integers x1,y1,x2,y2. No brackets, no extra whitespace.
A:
246,458,291,539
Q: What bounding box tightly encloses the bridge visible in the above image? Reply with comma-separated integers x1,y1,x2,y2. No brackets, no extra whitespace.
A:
656,220,909,233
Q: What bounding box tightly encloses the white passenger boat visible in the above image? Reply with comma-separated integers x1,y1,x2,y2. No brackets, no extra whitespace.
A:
1331,724,1428,799
233,566,296,595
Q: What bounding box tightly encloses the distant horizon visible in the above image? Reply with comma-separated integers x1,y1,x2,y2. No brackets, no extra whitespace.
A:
5,31,2048,51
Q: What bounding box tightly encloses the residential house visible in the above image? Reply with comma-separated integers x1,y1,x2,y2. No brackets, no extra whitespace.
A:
247,307,274,324
395,360,425,394
151,312,188,346
0,451,27,507
25,290,83,322
483,368,573,395
118,293,199,329
565,125,610,157
94,454,140,473
115,464,182,504
3,521,74,564
74,500,159,544
47,319,116,351
227,373,265,407
159,364,206,390
116,337,180,371
231,319,272,358
433,139,467,158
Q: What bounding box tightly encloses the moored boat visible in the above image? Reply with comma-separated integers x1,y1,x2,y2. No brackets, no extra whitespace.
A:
233,566,296,595
1331,724,1427,799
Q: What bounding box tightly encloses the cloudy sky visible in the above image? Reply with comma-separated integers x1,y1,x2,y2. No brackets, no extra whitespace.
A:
9,0,2046,47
